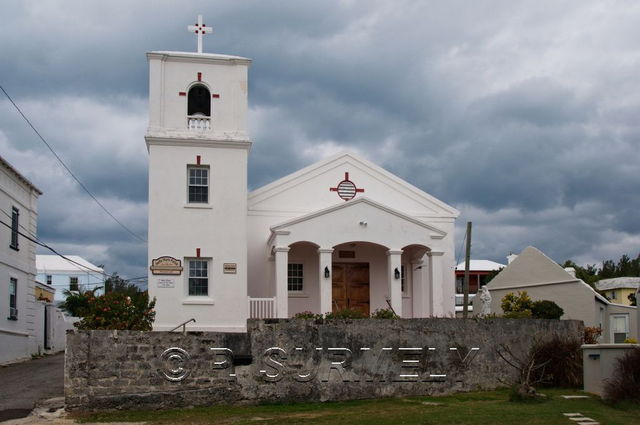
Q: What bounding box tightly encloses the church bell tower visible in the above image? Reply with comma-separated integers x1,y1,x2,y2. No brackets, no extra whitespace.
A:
146,16,251,331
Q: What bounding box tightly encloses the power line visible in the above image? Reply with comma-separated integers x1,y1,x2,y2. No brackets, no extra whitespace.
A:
0,208,105,279
0,213,143,285
0,85,146,243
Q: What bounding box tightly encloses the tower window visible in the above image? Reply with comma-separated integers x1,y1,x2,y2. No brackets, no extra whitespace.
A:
188,85,211,116
188,166,209,203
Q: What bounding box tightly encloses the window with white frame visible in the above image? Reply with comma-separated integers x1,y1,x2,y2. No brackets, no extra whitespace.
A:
69,276,79,291
46,275,52,285
10,207,19,250
610,290,617,300
188,166,209,203
610,314,629,343
9,277,17,319
288,263,304,292
188,259,209,296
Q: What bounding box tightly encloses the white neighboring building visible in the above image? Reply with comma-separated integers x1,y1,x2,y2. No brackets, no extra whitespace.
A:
477,246,638,343
36,255,105,303
147,24,459,332
0,155,42,363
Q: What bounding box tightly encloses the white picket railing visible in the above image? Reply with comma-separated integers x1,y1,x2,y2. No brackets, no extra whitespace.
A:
187,115,211,130
248,297,276,319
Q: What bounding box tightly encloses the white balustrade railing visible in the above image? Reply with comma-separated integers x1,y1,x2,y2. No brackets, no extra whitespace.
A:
187,115,211,130
455,293,476,311
248,297,276,319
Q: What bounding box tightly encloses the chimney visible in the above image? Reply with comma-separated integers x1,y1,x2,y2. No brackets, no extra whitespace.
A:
507,253,518,264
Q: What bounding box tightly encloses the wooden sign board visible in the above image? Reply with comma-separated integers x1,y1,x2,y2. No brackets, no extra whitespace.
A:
150,256,183,275
223,263,237,274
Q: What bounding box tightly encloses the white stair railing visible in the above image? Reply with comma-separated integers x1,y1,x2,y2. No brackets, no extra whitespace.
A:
248,297,276,319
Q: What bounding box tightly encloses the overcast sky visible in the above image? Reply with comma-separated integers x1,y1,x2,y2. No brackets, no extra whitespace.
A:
1,0,639,282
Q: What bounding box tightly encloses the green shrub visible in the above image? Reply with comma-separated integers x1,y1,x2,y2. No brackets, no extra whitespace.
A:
74,291,156,331
501,291,533,316
293,311,323,320
531,300,564,319
503,310,532,319
603,347,640,404
371,308,396,319
324,308,367,319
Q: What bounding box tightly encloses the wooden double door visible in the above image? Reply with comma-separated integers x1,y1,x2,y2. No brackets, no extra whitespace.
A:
332,263,370,315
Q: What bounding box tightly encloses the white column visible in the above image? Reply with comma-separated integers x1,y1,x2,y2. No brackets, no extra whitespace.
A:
428,251,444,316
387,249,403,317
318,248,334,315
274,247,290,318
411,258,426,318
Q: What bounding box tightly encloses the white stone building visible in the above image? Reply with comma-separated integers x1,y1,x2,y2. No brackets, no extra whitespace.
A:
36,254,105,303
0,155,42,363
147,22,459,332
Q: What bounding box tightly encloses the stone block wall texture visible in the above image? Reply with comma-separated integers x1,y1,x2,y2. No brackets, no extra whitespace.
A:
65,318,583,410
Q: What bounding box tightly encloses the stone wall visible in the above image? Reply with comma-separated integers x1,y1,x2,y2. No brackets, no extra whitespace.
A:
65,318,583,410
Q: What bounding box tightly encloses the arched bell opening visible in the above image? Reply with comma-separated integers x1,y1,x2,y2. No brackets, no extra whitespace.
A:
188,84,211,116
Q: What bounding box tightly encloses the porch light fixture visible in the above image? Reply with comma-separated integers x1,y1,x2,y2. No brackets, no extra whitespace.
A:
394,267,401,279
324,266,330,279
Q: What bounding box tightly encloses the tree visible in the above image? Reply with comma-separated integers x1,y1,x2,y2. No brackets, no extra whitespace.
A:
74,290,156,331
65,272,156,330
59,288,100,317
104,272,141,296
561,260,599,287
485,267,505,284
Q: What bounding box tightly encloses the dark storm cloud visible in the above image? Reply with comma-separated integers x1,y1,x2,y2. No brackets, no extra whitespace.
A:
1,0,639,278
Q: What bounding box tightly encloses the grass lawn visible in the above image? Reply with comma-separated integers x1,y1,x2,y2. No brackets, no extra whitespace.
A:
74,388,639,425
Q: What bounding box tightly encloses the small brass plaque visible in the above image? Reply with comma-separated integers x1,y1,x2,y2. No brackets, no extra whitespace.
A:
223,263,237,274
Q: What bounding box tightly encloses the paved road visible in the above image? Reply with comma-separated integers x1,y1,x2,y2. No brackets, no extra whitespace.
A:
0,353,64,422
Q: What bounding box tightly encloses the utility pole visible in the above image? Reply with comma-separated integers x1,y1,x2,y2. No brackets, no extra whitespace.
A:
463,221,472,319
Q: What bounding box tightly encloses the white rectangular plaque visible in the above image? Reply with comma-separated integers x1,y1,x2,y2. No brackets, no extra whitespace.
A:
157,278,175,288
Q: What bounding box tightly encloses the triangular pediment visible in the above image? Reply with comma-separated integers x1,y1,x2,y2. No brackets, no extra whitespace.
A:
249,152,459,218
271,197,447,236
268,197,448,249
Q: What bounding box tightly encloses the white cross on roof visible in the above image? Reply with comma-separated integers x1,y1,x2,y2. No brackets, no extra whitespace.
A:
188,15,213,54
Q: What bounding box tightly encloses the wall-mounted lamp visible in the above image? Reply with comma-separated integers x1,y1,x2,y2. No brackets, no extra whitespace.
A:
324,266,330,279
394,267,400,280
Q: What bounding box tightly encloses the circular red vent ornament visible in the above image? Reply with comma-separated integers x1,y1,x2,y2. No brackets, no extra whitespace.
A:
330,172,365,201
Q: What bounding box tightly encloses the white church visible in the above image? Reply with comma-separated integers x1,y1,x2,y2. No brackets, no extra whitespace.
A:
147,17,459,332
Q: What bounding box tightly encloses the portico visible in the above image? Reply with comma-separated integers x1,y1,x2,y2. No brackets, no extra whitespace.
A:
265,197,450,318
